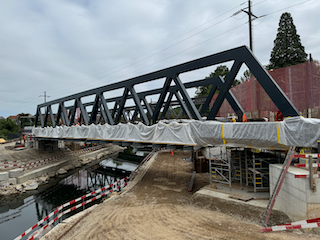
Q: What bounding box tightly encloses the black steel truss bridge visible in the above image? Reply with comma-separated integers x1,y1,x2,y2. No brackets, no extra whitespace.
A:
35,46,299,127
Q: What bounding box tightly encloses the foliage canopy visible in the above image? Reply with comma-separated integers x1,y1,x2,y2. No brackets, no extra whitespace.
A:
0,118,20,139
269,12,307,69
195,65,241,97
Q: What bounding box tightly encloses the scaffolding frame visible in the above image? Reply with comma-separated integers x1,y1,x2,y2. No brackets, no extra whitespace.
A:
231,150,247,190
246,150,282,192
210,146,232,188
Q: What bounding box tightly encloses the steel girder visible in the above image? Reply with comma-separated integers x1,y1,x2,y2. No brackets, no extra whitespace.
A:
35,45,299,127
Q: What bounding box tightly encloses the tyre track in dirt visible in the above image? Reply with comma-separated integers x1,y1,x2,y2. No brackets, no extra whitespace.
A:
50,150,319,240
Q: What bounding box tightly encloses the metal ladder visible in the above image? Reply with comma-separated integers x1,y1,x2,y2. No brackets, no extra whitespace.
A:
261,146,296,226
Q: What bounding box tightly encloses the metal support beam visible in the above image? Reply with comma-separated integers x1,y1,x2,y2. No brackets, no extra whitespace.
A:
173,75,202,120
160,92,174,120
152,77,172,122
128,86,150,125
35,46,299,127
175,92,192,119
78,98,89,125
208,60,242,119
99,93,114,125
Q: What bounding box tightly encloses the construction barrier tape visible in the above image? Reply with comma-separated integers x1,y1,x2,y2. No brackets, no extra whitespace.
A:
295,174,320,179
0,145,104,170
294,163,320,168
261,221,320,232
294,154,320,158
280,217,320,226
30,182,128,240
14,176,129,240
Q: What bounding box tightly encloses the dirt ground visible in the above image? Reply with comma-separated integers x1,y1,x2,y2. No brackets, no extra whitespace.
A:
42,150,319,240
0,141,72,172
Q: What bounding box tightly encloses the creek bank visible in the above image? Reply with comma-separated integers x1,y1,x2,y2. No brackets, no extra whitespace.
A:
0,144,124,197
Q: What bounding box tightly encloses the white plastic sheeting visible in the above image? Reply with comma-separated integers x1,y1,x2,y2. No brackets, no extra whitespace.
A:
33,117,320,149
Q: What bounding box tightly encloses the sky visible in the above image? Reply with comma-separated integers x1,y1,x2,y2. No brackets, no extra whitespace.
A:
0,0,319,118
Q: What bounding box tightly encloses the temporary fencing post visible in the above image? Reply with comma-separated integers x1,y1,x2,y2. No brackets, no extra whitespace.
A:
15,177,130,240
309,155,316,191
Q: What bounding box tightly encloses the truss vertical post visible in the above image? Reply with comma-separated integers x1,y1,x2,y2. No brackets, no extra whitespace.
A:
61,103,69,126
44,107,49,127
56,104,62,126
48,105,56,127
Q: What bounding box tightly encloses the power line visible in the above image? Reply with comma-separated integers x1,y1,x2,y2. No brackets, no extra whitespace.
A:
1,4,242,114
3,20,248,116
105,22,248,83
262,0,311,16
232,0,310,52
1,1,311,115
233,0,262,52
3,3,244,114
33,3,245,98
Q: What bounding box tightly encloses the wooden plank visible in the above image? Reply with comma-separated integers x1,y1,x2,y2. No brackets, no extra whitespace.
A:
188,171,196,192
229,194,253,202
248,167,261,174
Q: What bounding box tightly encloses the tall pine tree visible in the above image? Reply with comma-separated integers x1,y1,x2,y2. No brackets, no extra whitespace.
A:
269,12,307,69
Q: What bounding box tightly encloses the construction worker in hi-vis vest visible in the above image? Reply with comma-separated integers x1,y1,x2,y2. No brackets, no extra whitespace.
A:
242,114,247,122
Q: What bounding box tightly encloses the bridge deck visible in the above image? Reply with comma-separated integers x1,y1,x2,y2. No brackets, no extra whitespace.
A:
33,117,320,150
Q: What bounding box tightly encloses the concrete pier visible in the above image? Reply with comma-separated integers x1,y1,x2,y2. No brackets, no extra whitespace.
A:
270,164,320,221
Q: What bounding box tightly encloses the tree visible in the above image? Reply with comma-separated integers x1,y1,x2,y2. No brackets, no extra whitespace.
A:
240,69,252,82
269,12,307,70
195,65,241,97
0,118,20,139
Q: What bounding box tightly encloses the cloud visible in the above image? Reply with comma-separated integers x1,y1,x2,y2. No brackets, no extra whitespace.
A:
0,0,318,118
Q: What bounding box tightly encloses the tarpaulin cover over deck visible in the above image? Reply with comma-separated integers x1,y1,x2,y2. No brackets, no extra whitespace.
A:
33,117,320,150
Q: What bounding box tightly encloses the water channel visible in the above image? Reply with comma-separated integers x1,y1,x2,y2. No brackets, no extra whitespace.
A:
0,155,141,240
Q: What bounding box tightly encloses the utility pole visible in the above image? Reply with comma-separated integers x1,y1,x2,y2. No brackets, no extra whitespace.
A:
233,1,260,52
242,0,258,51
248,0,253,51
39,91,50,103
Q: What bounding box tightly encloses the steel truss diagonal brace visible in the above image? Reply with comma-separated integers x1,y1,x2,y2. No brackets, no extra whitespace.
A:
128,86,150,125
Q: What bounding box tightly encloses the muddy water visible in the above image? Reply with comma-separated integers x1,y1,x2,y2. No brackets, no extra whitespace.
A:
0,158,139,240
